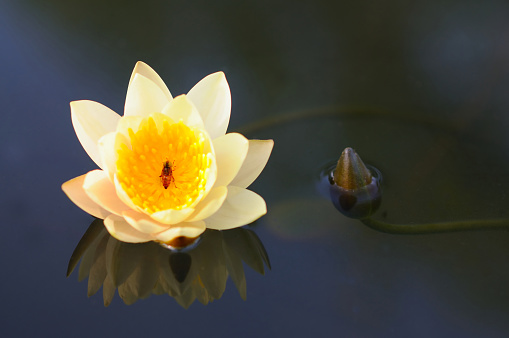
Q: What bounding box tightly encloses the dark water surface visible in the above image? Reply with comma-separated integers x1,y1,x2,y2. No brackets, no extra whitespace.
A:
3,0,509,337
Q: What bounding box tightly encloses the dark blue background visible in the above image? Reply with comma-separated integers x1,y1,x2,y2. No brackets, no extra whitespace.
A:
2,0,509,337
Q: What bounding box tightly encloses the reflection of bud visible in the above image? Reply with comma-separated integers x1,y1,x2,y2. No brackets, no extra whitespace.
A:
67,219,270,308
329,148,382,219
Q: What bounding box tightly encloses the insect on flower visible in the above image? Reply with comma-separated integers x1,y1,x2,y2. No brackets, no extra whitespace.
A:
160,159,177,189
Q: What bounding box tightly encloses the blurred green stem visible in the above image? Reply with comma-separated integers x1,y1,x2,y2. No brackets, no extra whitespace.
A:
361,218,509,234
238,105,456,136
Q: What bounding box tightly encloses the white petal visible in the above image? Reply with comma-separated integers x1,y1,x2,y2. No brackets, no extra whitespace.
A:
186,186,228,222
203,186,267,230
62,174,111,219
83,170,130,216
124,74,171,117
229,139,274,188
150,208,195,225
129,61,172,102
161,95,204,129
153,221,206,243
212,133,248,187
122,209,169,234
97,132,117,182
104,214,153,243
71,100,121,168
187,72,231,139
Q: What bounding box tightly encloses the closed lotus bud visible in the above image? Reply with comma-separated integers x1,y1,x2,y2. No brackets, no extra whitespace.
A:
329,147,382,219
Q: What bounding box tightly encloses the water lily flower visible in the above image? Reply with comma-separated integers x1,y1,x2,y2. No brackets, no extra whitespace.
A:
62,62,273,245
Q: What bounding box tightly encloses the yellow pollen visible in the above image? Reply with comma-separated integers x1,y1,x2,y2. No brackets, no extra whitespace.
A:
116,115,211,213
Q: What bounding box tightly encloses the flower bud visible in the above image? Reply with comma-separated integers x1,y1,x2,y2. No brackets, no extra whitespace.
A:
329,148,382,218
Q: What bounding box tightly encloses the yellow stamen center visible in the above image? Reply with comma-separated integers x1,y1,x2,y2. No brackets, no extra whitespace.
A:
116,114,211,213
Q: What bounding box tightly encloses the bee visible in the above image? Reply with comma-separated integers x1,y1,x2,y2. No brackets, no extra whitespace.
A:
160,160,177,189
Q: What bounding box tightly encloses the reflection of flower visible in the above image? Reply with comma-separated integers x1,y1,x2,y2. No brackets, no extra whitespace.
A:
67,219,270,307
62,62,273,244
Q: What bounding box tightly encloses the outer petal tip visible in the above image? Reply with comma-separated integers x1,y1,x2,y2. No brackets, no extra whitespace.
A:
187,71,231,139
203,186,267,230
70,100,121,169
125,73,171,117
229,139,274,188
128,61,172,102
62,173,112,219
